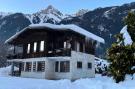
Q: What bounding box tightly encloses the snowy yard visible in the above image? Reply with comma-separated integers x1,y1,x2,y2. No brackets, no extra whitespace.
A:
0,66,135,89
0,74,135,89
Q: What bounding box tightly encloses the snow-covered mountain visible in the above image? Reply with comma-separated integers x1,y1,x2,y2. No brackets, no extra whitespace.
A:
0,12,12,19
75,9,89,16
26,5,64,24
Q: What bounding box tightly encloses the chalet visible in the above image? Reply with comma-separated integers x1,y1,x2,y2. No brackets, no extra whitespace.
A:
5,23,105,80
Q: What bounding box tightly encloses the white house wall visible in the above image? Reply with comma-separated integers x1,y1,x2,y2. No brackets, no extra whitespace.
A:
71,51,95,80
18,51,95,80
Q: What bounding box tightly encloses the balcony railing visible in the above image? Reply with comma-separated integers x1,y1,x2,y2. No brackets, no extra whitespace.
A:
7,48,71,59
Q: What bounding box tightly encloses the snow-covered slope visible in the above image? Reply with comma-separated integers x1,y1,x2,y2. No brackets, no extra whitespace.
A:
120,25,133,45
74,9,89,16
0,12,12,19
25,5,64,24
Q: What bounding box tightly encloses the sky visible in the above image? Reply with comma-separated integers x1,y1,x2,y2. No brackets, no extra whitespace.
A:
0,0,135,14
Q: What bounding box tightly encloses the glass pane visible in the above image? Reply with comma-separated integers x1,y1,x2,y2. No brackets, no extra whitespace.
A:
37,61,45,72
25,62,32,72
40,41,44,52
33,62,36,72
55,61,59,72
64,42,66,48
77,61,82,68
27,44,30,54
60,61,70,72
77,42,80,52
88,63,92,69
34,42,37,52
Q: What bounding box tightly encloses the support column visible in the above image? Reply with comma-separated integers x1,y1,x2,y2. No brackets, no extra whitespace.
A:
18,62,22,76
31,62,33,72
11,62,14,76
13,45,16,55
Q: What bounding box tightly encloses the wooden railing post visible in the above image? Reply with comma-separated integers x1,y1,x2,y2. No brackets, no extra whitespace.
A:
11,62,14,76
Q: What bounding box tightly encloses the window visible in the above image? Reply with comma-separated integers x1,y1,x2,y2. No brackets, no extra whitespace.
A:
64,41,71,49
77,61,82,69
76,42,80,52
40,41,44,52
88,63,92,69
33,62,36,72
37,61,45,72
25,62,32,72
64,42,67,48
83,44,85,52
60,61,70,72
55,61,59,72
34,42,37,52
27,44,30,54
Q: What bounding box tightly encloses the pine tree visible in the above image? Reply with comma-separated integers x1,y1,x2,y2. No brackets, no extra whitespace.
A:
125,12,135,41
107,12,135,83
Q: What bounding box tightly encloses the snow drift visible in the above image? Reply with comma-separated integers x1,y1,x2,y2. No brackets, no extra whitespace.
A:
0,65,18,76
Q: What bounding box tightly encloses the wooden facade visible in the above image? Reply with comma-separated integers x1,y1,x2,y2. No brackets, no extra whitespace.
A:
7,27,96,59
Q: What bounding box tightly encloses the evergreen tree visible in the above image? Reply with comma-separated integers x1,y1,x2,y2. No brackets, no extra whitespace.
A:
125,12,135,41
107,12,135,83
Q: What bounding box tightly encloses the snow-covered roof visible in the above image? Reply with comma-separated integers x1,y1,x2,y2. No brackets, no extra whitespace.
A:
120,25,133,45
5,23,105,44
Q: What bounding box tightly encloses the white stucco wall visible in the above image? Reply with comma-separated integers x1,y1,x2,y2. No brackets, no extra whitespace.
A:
19,51,95,80
21,72,46,79
44,59,54,79
71,51,95,80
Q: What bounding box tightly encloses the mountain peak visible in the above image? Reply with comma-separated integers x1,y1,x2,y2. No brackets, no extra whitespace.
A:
75,9,89,16
39,5,63,16
46,5,54,10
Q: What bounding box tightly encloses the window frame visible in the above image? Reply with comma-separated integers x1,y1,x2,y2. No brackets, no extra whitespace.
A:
40,41,45,52
60,61,70,72
33,62,36,72
27,43,31,54
25,62,32,72
77,61,82,69
55,61,59,72
88,62,92,69
33,42,37,52
37,61,45,72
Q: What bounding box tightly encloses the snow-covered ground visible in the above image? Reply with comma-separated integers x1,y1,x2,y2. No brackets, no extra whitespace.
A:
0,66,18,76
0,74,135,89
0,66,135,89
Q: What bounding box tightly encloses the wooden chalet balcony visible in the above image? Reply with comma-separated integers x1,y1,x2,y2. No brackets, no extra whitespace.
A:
7,48,71,59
